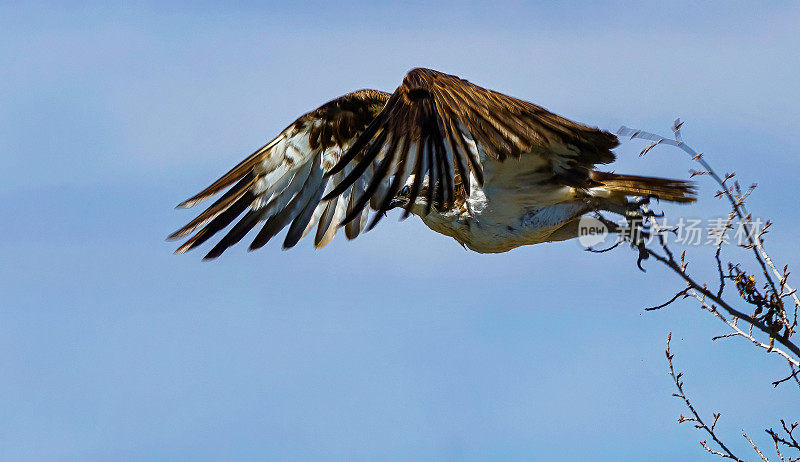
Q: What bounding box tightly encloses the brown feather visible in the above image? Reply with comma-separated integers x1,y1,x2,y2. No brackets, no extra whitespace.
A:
175,190,255,254
174,69,625,257
324,68,619,225
314,195,339,247
173,89,389,256
283,180,327,249
177,139,279,208
591,171,697,203
344,180,363,240
203,209,263,260
168,172,258,240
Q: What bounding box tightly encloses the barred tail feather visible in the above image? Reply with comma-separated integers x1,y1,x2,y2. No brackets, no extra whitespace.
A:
591,171,697,204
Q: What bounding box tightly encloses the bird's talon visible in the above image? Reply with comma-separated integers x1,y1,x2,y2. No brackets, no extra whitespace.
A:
636,242,649,272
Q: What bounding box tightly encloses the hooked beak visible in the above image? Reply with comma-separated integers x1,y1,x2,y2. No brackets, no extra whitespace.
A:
388,197,407,210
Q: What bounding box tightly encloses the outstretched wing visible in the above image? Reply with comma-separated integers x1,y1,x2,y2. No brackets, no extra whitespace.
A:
169,89,391,259
324,68,619,229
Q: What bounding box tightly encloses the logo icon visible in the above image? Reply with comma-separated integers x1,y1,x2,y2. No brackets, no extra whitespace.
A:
578,215,609,248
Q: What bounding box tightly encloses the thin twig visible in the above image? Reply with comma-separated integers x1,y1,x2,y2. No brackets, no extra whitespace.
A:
615,122,800,462
647,247,800,365
772,366,800,389
667,333,745,461
744,432,772,462
620,125,799,337
646,288,690,311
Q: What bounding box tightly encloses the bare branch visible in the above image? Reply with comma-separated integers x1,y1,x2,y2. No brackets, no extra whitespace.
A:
610,122,800,462
772,365,800,389
646,288,690,311
619,125,800,340
666,333,745,461
617,124,800,365
744,432,772,462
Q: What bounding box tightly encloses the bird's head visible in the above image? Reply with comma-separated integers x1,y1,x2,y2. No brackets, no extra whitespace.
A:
387,184,416,212
387,176,433,216
387,175,470,247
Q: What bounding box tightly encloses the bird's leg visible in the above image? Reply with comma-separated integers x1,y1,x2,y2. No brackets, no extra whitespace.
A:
585,196,649,239
580,191,664,270
588,196,653,270
628,195,663,218
625,197,658,270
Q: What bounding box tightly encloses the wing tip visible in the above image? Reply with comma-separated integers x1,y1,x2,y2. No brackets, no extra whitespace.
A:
175,194,208,209
246,241,266,252
281,234,301,250
166,227,191,241
202,248,223,260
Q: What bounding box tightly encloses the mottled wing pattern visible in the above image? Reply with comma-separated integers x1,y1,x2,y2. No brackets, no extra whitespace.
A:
169,90,391,259
325,68,619,229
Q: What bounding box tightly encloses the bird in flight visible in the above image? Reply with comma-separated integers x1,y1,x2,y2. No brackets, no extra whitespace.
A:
170,68,694,259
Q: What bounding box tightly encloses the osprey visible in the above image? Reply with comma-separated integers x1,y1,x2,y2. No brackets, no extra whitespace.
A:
170,68,694,258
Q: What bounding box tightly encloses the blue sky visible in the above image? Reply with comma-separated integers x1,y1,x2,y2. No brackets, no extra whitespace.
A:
2,2,799,460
